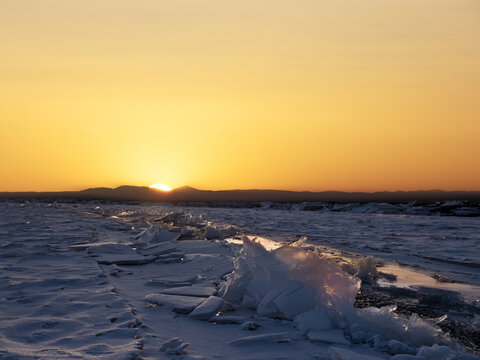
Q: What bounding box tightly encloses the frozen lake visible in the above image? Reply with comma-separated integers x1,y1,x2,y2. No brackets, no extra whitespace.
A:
0,201,478,359
97,202,480,286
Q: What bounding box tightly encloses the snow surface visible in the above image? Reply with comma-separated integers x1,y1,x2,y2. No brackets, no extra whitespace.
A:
0,201,479,359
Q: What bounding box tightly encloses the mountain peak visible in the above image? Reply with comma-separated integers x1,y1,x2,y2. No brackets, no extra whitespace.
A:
172,186,199,192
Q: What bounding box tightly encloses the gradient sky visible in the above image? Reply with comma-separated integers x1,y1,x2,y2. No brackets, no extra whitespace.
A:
1,0,479,192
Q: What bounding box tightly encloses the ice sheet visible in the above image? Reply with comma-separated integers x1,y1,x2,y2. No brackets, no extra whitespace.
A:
1,201,478,360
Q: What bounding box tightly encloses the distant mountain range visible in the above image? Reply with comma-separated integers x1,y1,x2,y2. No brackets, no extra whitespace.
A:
1,185,480,203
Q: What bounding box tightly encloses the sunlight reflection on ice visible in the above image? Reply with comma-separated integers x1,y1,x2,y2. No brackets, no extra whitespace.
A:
225,235,284,251
378,263,480,303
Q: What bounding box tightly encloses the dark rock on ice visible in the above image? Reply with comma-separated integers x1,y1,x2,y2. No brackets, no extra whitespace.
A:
355,283,480,353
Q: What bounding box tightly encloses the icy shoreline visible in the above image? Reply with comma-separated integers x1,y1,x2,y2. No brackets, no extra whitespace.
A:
0,202,479,359
3,198,480,217
166,200,480,218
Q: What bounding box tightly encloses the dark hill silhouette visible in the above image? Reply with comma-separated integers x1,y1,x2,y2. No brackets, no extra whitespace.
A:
1,186,480,203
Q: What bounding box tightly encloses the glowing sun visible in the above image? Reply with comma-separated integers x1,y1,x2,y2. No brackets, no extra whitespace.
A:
149,184,172,191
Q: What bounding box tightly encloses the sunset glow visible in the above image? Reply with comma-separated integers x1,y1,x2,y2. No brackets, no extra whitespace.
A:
1,1,479,192
149,184,172,192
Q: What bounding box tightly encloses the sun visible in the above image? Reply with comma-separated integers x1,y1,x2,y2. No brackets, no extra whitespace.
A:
149,184,172,191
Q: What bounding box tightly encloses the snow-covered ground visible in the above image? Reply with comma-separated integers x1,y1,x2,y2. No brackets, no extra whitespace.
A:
0,201,479,359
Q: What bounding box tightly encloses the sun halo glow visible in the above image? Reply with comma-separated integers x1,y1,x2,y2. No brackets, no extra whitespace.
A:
149,184,172,191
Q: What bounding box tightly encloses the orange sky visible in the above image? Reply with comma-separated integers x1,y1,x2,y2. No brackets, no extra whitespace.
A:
1,0,479,192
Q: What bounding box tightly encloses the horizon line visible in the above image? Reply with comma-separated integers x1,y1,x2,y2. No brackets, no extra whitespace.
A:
1,185,480,194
